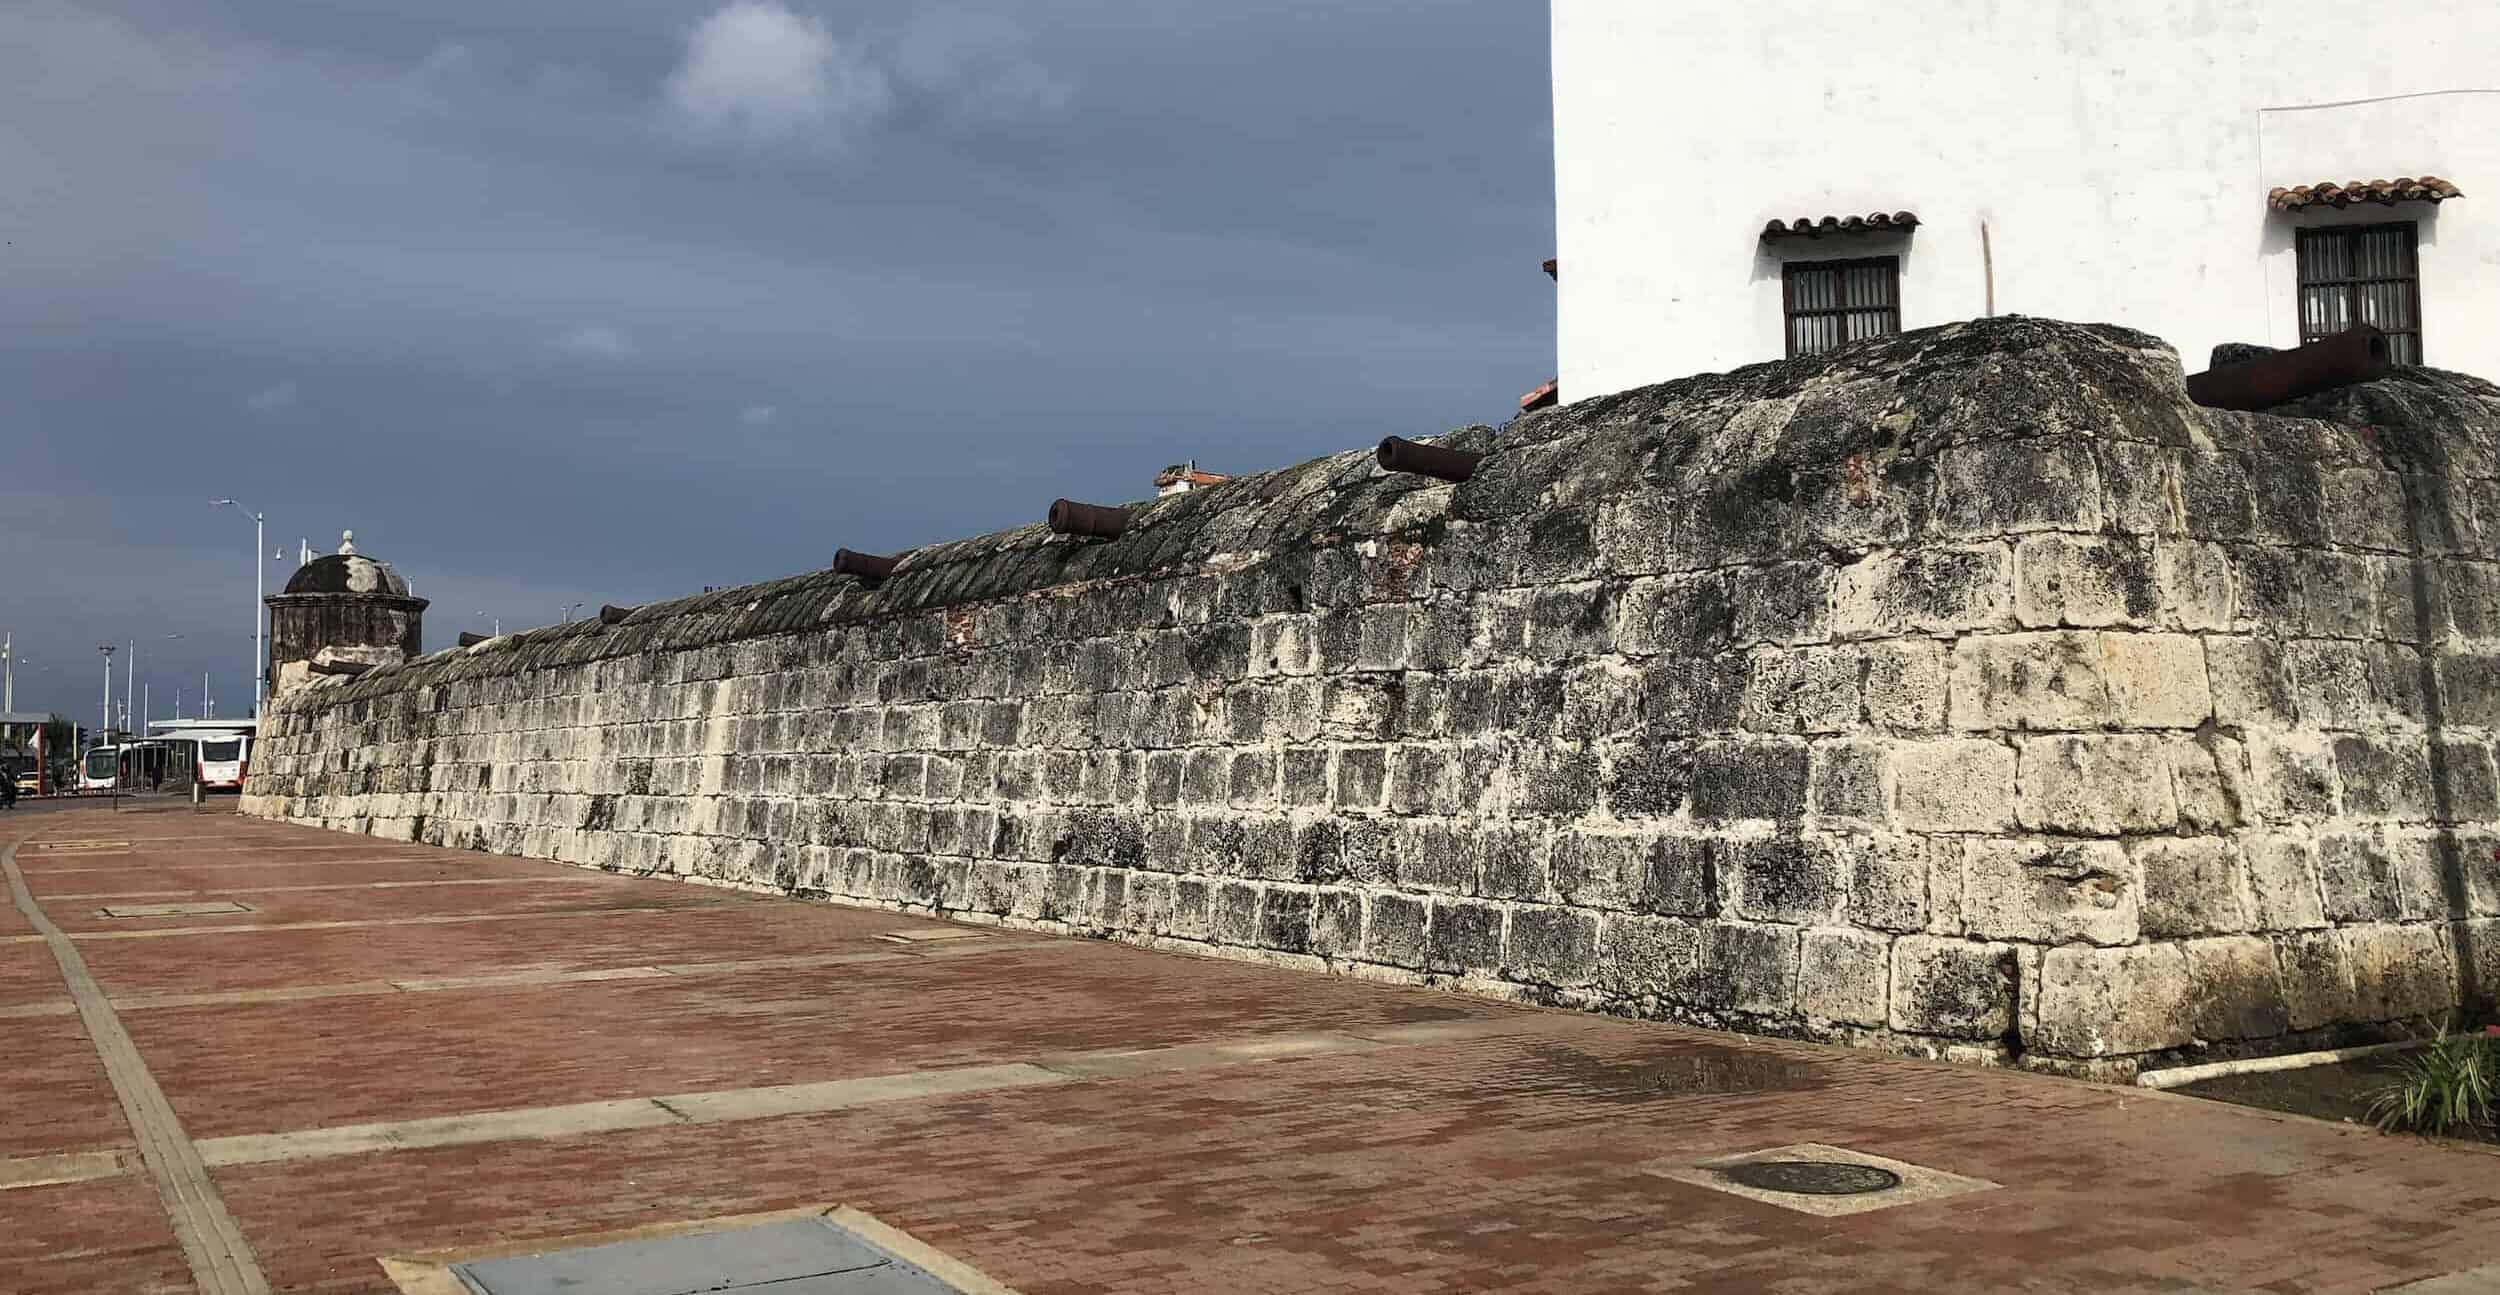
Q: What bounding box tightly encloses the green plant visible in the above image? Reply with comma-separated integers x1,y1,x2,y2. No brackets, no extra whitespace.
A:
2366,1025,2499,1138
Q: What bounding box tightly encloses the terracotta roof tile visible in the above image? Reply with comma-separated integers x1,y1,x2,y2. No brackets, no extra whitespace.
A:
2268,176,2462,211
1519,379,1558,412
1760,211,1919,241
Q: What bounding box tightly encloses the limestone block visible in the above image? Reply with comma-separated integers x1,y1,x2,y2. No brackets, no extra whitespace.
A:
2272,930,2355,1030
2168,735,2251,832
2095,442,2181,538
1931,440,2103,538
1806,739,1891,829
1722,834,1847,925
1739,647,1861,734
2154,542,2234,632
1504,905,1600,988
1961,838,2140,946
1593,913,1706,1000
1828,833,1931,933
1891,738,2017,833
2242,732,2339,822
1700,922,1801,1017
1800,928,1891,1027
2435,653,2500,728
1950,632,2110,731
1364,893,1428,968
2301,552,2378,640
2183,935,2292,1041
1861,639,1948,731
2332,736,2435,822
1831,546,2014,640
1687,739,1810,824
1729,561,1840,648
2325,468,2409,553
2033,944,2196,1058
1426,898,1506,974
2317,831,2406,923
2016,735,2179,834
2133,837,2252,938
2013,535,2155,628
1603,738,1690,819
2241,834,2328,930
1310,888,1364,958
1888,936,2015,1039
2339,924,2457,1022
2096,633,2212,729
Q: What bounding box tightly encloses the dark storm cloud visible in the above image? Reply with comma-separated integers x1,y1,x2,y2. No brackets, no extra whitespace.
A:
0,1,1552,723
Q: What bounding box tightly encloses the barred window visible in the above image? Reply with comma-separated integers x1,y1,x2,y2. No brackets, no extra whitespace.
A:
2297,223,2422,365
1783,257,1900,357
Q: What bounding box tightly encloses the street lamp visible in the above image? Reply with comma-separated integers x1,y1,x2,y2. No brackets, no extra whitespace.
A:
476,610,500,636
97,644,115,752
212,500,266,716
560,602,584,625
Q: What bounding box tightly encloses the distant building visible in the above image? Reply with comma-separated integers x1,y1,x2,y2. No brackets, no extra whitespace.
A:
1154,462,1233,496
1551,1,2499,399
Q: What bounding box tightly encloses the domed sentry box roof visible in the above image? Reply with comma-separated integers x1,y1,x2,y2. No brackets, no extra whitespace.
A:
281,553,414,598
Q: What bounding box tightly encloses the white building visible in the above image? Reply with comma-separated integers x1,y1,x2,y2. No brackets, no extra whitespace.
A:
1551,1,2500,401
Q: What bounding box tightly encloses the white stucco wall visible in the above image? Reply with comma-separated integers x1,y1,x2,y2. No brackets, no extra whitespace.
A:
1552,1,2500,400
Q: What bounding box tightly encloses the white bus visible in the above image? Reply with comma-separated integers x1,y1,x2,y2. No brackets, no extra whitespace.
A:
194,731,250,791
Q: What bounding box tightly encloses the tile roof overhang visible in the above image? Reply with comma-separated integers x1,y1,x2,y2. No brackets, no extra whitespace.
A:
2268,176,2462,211
1760,211,1919,241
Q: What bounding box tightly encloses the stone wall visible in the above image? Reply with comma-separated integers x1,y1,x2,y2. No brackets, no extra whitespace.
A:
242,317,2500,1074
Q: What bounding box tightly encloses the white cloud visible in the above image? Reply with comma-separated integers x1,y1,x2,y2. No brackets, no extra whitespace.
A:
246,380,298,411
554,325,632,357
740,403,776,425
663,1,890,145
893,10,1072,124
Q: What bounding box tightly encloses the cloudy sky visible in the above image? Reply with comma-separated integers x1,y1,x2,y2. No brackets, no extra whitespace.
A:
0,0,1552,725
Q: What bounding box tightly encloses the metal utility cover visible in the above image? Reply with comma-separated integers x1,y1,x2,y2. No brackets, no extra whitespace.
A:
875,929,986,944
450,1217,970,1295
96,901,253,918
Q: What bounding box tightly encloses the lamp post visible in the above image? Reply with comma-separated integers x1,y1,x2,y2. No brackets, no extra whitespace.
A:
212,500,266,716
561,603,583,625
476,610,500,636
2,630,13,713
98,644,114,752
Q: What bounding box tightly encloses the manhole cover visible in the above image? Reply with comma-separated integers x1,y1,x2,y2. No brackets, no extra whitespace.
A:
449,1215,973,1294
1716,1160,1903,1196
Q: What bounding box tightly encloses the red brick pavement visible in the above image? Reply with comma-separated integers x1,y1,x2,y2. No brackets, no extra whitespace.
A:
7,803,2500,1295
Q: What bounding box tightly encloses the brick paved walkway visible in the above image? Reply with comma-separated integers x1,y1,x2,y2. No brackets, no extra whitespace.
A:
6,802,2499,1294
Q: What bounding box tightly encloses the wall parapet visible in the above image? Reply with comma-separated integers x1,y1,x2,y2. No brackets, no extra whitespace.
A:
243,316,2500,1075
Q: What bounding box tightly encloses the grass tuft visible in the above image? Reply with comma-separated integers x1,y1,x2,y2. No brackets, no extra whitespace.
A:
2365,1023,2499,1139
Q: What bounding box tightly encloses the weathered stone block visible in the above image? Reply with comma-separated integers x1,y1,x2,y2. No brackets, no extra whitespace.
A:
1723,834,1846,925
1829,833,1931,933
1891,738,2016,832
1950,632,2110,731
1593,913,1704,1000
2097,633,2211,728
2243,732,2338,822
2317,832,2405,922
1832,546,2013,639
1364,893,1428,968
2016,735,2179,834
1799,928,1890,1027
2133,837,2251,938
2168,736,2250,832
2014,535,2155,629
2340,924,2456,1023
1603,738,1691,819
1861,639,1947,731
1888,936,2015,1039
1504,905,1600,987
2034,944,2195,1058
2154,542,2233,632
1806,740,1890,828
2242,834,2327,930
1688,739,1810,823
1426,898,1506,974
1931,440,2103,538
1700,922,1801,1016
1739,647,1861,734
1961,838,2139,946
2332,736,2434,822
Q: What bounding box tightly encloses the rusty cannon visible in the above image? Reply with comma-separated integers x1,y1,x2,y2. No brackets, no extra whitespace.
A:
2184,325,2391,411
1376,435,1483,482
1047,499,1131,540
832,548,900,582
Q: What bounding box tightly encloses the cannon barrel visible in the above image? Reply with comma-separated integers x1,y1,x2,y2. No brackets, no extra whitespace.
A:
457,631,490,648
833,548,900,581
1048,499,1131,540
306,658,376,678
2185,326,2391,411
1377,435,1483,482
598,603,636,626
